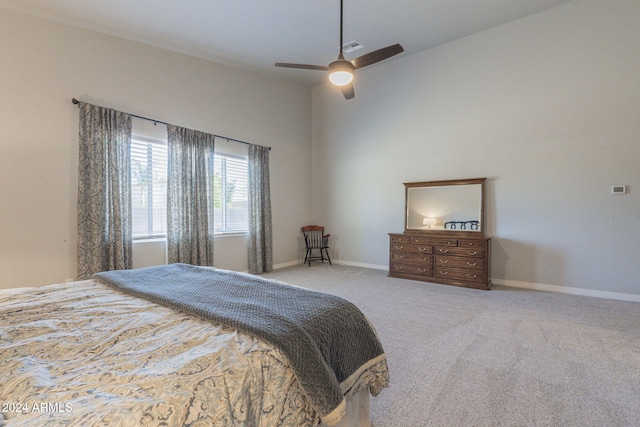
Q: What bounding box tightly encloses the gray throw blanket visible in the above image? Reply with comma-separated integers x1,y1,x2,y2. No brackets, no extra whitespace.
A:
94,263,386,424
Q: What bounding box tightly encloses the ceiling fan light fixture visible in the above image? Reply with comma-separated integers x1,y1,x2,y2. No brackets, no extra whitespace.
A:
275,0,403,99
328,60,355,86
329,70,353,86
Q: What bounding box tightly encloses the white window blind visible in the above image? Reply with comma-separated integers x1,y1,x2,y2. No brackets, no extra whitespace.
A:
131,136,168,239
213,153,248,234
130,126,248,238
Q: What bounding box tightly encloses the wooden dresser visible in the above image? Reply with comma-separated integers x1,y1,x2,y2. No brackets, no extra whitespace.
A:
388,232,491,290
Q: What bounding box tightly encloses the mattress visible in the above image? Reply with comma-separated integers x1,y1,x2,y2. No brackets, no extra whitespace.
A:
0,278,388,426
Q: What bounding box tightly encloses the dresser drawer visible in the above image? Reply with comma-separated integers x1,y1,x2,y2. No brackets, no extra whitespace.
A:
459,239,486,248
434,246,485,258
390,262,432,276
389,242,433,253
434,267,485,283
411,236,457,246
391,251,432,265
434,255,484,271
390,235,412,244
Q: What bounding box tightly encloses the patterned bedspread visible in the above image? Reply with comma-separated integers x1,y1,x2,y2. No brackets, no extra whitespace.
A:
95,264,388,424
0,280,389,426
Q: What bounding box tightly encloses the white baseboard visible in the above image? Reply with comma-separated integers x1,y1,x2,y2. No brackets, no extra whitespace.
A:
272,260,640,303
493,278,640,303
273,260,303,270
336,260,388,271
273,259,388,271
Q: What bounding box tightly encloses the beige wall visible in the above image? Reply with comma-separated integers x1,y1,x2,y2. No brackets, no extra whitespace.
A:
0,8,312,288
3,1,639,300
311,0,640,299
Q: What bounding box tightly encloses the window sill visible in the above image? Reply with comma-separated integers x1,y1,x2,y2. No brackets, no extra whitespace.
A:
133,237,167,243
215,232,248,238
132,233,248,241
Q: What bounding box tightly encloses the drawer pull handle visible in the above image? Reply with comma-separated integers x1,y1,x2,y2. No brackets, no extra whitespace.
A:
439,249,449,254
394,245,404,250
419,257,428,262
467,274,478,279
467,251,478,256
467,262,477,266
439,259,448,264
396,265,404,270
419,268,428,273
418,247,428,252
440,271,449,276
394,255,404,259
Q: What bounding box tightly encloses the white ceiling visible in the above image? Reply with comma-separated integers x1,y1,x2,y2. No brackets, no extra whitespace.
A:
0,0,571,86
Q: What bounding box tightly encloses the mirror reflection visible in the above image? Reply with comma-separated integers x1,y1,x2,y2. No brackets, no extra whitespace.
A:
405,179,485,233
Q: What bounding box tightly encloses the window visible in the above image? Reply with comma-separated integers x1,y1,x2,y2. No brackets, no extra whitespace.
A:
213,153,248,234
130,129,248,238
131,136,168,239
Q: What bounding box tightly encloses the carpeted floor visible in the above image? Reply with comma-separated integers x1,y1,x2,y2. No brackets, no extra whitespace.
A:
262,264,640,427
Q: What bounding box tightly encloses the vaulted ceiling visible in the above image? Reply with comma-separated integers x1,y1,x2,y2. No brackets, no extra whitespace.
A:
0,0,572,85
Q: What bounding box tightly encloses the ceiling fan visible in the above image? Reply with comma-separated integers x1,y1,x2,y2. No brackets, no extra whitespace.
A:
275,0,404,100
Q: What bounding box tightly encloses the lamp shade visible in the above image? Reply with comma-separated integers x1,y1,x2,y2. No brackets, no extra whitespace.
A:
328,60,355,86
423,217,436,228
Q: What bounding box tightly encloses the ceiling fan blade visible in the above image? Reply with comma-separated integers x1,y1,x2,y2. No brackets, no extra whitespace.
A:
274,62,328,71
341,83,355,100
351,43,404,70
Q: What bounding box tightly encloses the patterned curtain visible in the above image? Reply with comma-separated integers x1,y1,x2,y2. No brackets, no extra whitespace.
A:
77,101,132,280
248,144,273,274
167,125,216,266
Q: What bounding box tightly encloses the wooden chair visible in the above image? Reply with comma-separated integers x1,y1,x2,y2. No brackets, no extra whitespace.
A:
301,225,332,267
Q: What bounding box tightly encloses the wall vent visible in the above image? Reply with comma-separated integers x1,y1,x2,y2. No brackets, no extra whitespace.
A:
342,40,364,53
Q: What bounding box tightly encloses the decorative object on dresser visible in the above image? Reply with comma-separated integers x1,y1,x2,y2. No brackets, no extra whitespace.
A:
388,178,491,290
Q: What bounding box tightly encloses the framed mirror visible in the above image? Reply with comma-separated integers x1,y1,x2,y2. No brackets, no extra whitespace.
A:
404,178,486,235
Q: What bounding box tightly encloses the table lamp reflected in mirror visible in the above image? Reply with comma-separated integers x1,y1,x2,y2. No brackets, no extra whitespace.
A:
422,217,436,229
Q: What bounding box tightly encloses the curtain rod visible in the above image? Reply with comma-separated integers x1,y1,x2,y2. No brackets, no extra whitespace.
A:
72,98,270,150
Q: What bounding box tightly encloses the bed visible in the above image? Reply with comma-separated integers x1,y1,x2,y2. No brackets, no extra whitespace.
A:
0,264,389,426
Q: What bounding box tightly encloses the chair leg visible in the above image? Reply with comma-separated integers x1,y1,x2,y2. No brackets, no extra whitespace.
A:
304,247,332,266
324,248,332,265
